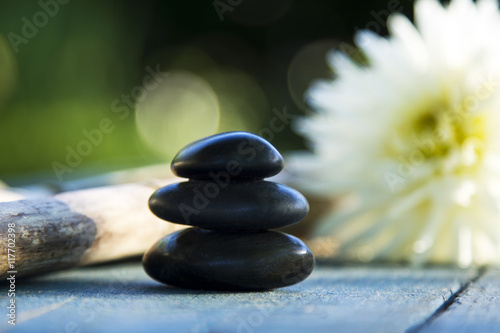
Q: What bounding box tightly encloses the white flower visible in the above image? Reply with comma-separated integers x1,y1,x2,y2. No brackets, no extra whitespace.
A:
287,0,500,267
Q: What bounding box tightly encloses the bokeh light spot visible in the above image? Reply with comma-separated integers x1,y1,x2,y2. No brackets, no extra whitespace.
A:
288,39,340,112
203,68,269,133
135,71,220,160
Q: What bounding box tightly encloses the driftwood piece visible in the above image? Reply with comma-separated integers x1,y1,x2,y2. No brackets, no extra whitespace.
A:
0,180,184,280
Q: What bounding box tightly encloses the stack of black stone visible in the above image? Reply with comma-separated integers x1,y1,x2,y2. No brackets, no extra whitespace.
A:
142,132,314,291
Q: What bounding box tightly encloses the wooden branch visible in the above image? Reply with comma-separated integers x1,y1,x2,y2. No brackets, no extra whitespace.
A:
0,179,184,280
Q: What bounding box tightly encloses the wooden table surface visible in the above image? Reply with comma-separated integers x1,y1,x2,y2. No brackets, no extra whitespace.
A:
1,261,498,333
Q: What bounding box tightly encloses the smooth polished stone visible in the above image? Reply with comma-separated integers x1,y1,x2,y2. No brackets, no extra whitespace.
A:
171,132,284,180
149,180,309,230
142,228,315,291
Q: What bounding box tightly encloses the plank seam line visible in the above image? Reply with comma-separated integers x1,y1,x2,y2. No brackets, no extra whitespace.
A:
405,266,487,333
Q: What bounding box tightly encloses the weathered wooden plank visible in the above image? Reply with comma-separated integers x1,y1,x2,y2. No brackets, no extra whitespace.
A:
421,268,500,333
0,263,475,332
0,181,184,280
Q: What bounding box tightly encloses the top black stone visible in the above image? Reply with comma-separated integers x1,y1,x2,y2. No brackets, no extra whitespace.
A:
171,132,284,179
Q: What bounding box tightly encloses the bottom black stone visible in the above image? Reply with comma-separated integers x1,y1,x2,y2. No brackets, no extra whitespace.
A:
142,228,315,291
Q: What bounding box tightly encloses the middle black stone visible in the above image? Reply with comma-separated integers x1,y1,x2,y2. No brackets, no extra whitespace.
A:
149,180,309,230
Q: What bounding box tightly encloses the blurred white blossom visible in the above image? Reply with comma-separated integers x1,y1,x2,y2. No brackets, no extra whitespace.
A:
288,0,500,267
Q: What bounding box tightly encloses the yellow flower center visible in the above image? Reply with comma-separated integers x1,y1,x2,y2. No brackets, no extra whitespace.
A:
389,90,490,178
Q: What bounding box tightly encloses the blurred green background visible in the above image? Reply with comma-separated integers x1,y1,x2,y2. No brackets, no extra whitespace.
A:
0,0,414,184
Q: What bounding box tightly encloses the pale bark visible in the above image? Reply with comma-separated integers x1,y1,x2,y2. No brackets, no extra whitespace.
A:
0,180,184,280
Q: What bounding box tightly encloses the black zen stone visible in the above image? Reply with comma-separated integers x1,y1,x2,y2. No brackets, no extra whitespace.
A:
148,180,309,230
142,228,315,291
171,132,284,180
